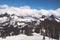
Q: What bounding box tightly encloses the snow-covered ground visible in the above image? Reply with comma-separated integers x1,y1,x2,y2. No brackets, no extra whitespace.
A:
0,33,56,40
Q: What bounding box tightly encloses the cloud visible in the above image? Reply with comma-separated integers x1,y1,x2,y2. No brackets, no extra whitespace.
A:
48,8,60,17
0,4,9,9
0,4,60,18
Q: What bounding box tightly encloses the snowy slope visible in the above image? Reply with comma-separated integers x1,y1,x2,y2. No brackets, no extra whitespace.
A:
0,33,56,40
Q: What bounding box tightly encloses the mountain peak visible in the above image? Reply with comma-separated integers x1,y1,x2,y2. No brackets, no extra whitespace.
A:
41,15,46,18
49,15,55,18
48,15,56,20
0,12,9,17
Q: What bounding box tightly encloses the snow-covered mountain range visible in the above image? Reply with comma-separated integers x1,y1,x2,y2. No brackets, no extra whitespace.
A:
0,4,60,40
0,13,60,26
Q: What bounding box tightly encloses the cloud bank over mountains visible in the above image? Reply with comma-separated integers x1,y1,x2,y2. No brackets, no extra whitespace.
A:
0,4,60,18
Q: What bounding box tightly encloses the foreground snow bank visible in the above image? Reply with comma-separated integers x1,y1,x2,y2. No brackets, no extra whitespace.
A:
0,33,56,40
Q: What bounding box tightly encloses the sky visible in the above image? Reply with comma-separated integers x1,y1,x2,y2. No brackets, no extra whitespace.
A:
0,0,60,18
0,0,60,9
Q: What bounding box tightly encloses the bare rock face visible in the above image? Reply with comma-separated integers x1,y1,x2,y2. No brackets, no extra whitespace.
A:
0,13,60,40
34,15,60,40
